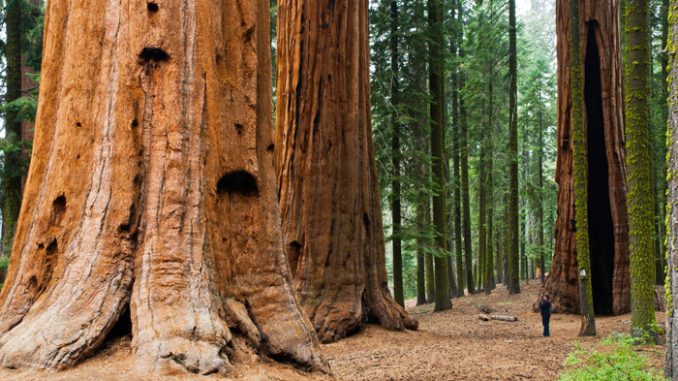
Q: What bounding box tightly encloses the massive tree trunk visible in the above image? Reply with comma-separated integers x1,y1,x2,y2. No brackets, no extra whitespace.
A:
0,0,327,375
275,0,417,343
542,0,630,317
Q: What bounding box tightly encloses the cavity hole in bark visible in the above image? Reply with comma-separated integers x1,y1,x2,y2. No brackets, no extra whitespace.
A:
234,123,245,135
45,238,57,255
118,204,136,233
288,241,302,273
138,47,169,64
52,195,67,221
107,305,132,339
147,2,159,13
216,171,259,197
243,27,255,43
75,122,82,128
584,21,614,316
131,118,139,128
267,143,274,152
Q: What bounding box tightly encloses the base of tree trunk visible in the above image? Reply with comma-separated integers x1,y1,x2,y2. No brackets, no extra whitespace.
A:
0,0,328,376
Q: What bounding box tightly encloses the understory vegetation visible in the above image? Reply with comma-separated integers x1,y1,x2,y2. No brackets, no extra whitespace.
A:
559,334,666,381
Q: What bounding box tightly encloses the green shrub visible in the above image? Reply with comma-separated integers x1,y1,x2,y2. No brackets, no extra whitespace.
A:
559,334,666,381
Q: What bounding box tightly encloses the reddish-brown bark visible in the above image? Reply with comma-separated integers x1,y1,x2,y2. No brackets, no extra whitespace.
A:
275,0,417,343
0,0,327,375
542,0,630,316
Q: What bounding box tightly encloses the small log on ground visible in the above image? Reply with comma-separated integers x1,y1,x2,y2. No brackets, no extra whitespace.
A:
478,314,491,321
490,314,518,322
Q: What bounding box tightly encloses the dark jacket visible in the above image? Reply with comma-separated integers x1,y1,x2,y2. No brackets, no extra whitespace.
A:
539,299,552,317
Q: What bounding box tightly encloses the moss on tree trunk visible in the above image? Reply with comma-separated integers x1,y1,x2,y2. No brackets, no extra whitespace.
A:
542,0,630,318
624,0,657,338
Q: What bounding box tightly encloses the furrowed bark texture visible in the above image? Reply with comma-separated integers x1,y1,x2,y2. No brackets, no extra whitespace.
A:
507,0,521,295
450,0,465,296
0,0,327,375
570,0,595,337
390,0,404,307
275,0,417,343
666,3,678,377
624,0,657,338
542,0,631,316
427,0,452,312
2,0,25,252
19,0,43,188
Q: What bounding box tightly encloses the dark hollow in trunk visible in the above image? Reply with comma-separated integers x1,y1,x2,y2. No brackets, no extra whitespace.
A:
541,0,630,316
584,22,615,315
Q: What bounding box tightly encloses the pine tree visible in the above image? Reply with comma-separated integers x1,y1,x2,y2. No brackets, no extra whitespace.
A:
506,0,521,294
2,0,26,253
450,0,465,297
428,0,452,311
391,0,405,307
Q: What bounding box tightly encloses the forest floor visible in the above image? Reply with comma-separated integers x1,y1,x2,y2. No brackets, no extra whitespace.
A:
0,281,665,381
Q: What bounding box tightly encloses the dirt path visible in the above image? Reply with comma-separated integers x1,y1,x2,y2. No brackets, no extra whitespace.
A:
323,282,665,381
0,282,665,381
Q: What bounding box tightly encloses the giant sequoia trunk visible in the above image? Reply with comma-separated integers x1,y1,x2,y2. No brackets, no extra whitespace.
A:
0,0,327,375
543,0,630,316
275,0,417,343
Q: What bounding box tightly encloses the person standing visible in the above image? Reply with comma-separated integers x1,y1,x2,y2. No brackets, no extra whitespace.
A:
539,294,553,337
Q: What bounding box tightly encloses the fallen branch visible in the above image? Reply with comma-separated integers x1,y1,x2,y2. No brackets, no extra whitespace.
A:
491,314,518,322
478,314,518,322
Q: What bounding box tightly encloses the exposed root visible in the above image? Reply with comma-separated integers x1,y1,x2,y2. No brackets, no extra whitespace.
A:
368,287,419,332
312,304,362,344
223,298,261,346
309,286,418,344
0,285,130,370
247,294,331,373
140,337,231,376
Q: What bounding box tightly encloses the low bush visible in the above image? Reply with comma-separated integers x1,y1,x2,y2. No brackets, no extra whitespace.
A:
559,333,666,381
